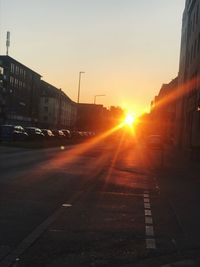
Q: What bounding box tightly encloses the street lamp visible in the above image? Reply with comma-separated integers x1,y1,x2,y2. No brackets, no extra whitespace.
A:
94,94,106,104
77,71,85,104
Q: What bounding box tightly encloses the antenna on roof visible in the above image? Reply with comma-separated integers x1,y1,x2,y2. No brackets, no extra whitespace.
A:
6,31,10,56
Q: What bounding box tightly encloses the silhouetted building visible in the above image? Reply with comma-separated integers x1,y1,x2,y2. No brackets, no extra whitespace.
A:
109,106,124,127
0,55,41,126
58,90,77,130
176,0,200,152
77,103,106,132
76,104,124,132
151,77,178,142
136,112,154,140
39,81,77,129
39,81,60,129
0,61,6,124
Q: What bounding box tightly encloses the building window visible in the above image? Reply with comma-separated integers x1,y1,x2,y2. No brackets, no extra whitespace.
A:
197,4,199,24
0,66,4,75
16,66,19,75
20,68,23,76
189,20,192,38
10,63,15,73
44,106,48,112
193,12,196,32
187,51,190,65
198,32,200,52
194,39,197,58
10,76,14,86
44,97,49,104
191,45,193,63
14,78,18,88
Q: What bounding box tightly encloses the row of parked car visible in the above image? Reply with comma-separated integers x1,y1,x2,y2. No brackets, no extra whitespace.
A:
0,125,95,142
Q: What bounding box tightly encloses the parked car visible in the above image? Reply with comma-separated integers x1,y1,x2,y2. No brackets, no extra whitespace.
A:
51,129,66,139
71,131,82,139
41,129,55,139
61,129,71,139
83,131,89,138
146,135,163,150
87,132,93,137
71,131,78,138
79,131,85,138
25,127,45,141
0,125,28,142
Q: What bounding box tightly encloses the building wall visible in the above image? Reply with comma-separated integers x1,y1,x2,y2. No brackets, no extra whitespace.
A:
151,78,178,142
39,81,59,129
39,81,77,130
57,90,77,129
0,62,6,124
77,103,105,131
176,0,200,149
176,4,189,147
69,103,77,130
39,96,59,129
0,56,41,126
0,56,77,129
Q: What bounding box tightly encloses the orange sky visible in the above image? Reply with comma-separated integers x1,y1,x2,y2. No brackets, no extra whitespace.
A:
0,0,185,116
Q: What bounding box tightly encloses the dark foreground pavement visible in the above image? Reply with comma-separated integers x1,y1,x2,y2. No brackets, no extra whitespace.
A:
1,137,200,267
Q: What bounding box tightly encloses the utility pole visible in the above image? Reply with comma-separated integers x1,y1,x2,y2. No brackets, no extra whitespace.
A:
77,71,85,104
6,31,10,56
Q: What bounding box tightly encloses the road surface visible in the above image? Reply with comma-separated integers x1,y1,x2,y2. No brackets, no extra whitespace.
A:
0,133,200,266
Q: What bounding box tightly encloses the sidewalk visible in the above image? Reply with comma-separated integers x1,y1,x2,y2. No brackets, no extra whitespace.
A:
161,145,200,179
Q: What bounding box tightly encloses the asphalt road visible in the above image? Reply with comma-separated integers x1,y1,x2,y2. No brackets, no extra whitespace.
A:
0,133,200,267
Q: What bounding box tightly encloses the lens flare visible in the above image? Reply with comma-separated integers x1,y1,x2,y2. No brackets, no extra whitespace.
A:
124,114,135,126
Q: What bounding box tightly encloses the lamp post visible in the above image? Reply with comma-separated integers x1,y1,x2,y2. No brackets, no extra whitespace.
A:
77,71,85,104
94,94,106,104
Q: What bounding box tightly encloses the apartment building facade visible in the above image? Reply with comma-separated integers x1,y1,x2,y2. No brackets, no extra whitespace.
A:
39,81,77,130
176,0,200,151
0,61,6,124
76,103,105,131
151,78,178,143
0,55,77,129
0,55,41,126
39,81,60,129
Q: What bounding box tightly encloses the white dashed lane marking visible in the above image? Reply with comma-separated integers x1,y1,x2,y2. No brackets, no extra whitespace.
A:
144,203,151,209
145,209,152,216
146,238,156,249
62,203,72,207
145,216,153,225
145,225,154,236
143,189,156,249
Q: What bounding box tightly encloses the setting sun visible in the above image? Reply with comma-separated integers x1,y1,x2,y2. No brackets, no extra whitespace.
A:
124,114,135,126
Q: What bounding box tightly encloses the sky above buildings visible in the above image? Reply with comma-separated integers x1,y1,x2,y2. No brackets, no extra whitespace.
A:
0,0,185,116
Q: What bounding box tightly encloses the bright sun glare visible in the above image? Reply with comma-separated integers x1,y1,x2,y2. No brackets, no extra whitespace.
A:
124,114,135,126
